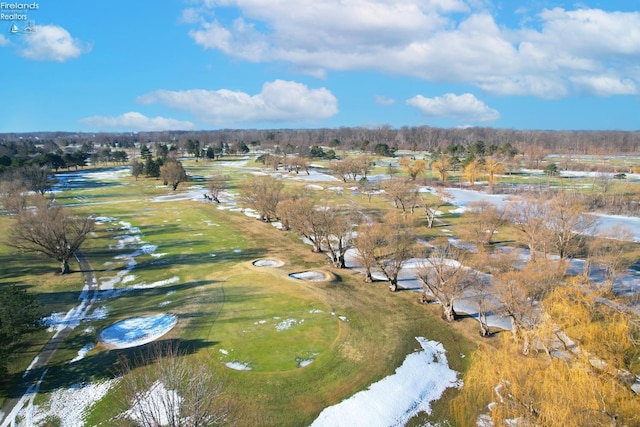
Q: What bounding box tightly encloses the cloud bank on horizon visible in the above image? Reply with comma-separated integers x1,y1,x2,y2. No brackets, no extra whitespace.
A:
1,0,639,132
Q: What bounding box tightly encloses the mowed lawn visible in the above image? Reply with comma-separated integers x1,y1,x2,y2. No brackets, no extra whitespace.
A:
1,163,476,427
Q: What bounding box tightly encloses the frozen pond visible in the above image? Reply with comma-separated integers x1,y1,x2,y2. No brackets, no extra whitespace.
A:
438,186,640,242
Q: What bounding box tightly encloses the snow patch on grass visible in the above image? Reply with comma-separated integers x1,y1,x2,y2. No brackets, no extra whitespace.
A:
18,379,117,427
130,276,180,290
275,318,299,331
70,343,94,364
311,338,460,426
123,381,181,426
225,362,252,371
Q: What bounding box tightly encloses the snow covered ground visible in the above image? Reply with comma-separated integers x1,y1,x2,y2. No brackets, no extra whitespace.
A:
311,338,461,427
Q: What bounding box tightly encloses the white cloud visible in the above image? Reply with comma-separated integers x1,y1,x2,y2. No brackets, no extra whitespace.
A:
19,25,90,61
406,93,500,122
79,112,195,132
375,95,396,105
184,2,640,98
0,34,9,46
570,75,638,96
137,80,338,125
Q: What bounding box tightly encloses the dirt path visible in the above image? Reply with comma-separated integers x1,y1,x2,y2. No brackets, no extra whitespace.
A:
0,252,97,426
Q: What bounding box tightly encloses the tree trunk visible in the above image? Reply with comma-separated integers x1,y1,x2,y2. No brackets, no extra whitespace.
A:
388,280,398,292
442,303,456,322
479,322,490,337
60,259,70,275
364,270,373,283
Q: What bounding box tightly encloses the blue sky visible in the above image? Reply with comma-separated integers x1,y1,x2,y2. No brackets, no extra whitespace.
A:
1,0,640,132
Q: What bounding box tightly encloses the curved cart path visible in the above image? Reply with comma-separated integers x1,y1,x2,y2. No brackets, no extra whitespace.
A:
0,252,98,427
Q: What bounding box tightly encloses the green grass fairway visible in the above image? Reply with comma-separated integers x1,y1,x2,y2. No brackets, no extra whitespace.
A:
1,163,478,427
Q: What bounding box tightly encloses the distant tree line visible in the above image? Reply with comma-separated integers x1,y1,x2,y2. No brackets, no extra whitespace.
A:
2,126,640,164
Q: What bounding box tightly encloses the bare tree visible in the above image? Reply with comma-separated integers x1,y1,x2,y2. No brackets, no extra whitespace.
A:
458,200,507,249
367,213,416,292
417,239,474,322
20,164,55,195
322,205,355,268
382,178,420,214
207,173,228,203
492,261,561,355
116,342,230,427
508,195,552,261
278,196,326,252
240,176,283,222
546,192,598,261
160,160,188,191
131,160,144,181
352,220,380,283
0,179,29,214
421,190,448,229
8,197,95,274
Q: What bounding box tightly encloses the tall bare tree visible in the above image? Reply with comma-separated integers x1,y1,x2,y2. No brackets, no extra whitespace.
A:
0,179,29,214
458,200,507,249
240,176,283,222
546,192,598,261
383,178,420,214
8,197,95,274
206,173,228,203
508,195,552,261
353,220,381,283
322,205,355,268
421,190,448,229
359,213,416,292
417,239,474,322
279,196,326,253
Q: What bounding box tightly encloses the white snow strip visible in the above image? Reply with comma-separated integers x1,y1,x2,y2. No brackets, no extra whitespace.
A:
311,338,460,427
130,276,180,290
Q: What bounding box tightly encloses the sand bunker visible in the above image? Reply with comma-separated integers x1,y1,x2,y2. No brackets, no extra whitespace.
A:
99,314,177,349
289,271,330,282
253,258,285,267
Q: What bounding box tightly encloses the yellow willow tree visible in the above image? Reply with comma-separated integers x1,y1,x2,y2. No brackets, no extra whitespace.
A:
399,157,427,180
484,156,503,188
462,160,480,186
430,157,451,182
453,283,640,427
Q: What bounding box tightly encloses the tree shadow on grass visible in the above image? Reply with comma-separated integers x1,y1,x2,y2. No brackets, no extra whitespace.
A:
0,254,62,282
4,338,220,399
